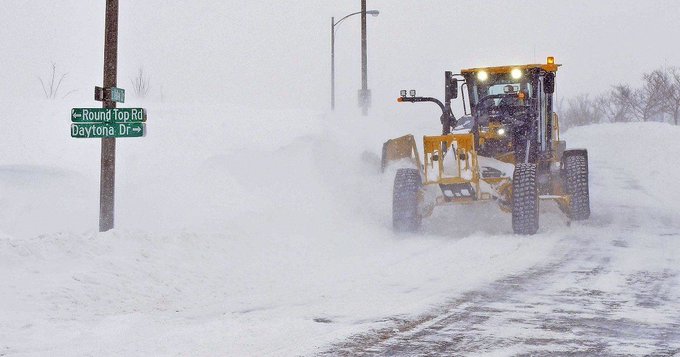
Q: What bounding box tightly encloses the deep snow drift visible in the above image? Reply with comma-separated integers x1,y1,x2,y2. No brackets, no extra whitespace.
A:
2,96,680,356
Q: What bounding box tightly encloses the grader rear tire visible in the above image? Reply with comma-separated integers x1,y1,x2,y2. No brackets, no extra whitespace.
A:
392,168,422,232
564,154,590,220
512,163,539,235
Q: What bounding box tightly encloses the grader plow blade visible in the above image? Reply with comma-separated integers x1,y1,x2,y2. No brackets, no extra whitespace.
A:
381,134,421,172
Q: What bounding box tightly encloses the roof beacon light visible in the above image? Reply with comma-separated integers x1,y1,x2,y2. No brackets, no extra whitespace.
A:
547,56,555,64
477,70,489,82
511,68,522,79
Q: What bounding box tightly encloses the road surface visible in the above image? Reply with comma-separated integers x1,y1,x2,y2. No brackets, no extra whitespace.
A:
321,153,680,356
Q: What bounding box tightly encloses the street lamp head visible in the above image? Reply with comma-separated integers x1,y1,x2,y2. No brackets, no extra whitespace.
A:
367,10,380,16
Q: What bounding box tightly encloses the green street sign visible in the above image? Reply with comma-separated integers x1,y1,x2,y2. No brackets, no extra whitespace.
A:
71,108,146,123
110,87,125,103
71,123,145,138
94,87,125,103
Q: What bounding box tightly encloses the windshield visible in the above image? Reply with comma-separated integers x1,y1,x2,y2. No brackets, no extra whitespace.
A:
469,74,533,107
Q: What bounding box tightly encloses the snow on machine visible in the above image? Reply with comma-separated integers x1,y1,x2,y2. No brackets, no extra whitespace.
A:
382,57,590,234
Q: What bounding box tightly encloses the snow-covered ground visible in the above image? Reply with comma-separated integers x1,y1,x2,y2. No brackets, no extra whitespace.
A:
0,96,590,356
4,1,680,355
323,122,680,356
3,92,679,355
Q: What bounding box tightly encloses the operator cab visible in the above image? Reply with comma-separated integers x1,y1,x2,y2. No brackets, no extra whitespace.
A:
460,57,560,164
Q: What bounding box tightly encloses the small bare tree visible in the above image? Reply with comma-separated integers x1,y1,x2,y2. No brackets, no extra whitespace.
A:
595,86,635,123
631,70,667,122
663,67,680,125
562,94,602,128
39,63,75,99
130,67,151,98
561,64,680,128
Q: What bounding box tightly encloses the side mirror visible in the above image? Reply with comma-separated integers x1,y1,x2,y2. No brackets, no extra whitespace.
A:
544,72,555,94
445,71,458,101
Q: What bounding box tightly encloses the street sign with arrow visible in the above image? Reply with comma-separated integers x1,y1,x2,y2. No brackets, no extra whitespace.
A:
71,108,146,123
71,122,145,138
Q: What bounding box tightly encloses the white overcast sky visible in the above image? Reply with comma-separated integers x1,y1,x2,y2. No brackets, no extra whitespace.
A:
2,1,680,114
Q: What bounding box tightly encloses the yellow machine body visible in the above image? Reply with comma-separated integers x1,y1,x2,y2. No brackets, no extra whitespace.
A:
384,57,576,219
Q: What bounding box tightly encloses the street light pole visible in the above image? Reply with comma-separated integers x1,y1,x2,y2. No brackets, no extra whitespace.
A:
330,9,379,112
361,0,368,116
331,16,335,111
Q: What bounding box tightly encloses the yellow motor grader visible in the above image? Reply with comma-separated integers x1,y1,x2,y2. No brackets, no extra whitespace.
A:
383,57,589,234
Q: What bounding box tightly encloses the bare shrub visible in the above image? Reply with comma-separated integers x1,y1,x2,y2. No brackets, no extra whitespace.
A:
599,85,636,123
39,63,76,99
561,94,601,128
130,67,151,98
561,65,680,128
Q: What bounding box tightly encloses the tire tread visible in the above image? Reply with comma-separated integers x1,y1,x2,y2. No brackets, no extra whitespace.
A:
565,154,590,220
512,163,539,235
393,168,422,232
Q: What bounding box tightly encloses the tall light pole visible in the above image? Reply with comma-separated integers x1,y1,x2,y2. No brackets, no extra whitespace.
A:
360,0,368,116
331,9,379,111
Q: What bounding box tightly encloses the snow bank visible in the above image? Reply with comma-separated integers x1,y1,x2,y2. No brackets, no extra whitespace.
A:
564,122,680,225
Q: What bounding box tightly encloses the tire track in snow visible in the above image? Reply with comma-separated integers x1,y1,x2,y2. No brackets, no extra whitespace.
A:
320,165,680,356
317,236,580,356
320,227,680,356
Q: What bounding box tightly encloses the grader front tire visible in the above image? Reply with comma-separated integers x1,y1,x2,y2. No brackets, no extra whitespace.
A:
564,154,590,220
392,168,422,233
512,163,539,235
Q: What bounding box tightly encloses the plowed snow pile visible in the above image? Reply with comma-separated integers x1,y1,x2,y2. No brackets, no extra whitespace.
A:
1,98,678,355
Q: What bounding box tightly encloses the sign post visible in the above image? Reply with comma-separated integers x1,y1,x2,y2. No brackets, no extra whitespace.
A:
71,1,146,232
100,0,118,232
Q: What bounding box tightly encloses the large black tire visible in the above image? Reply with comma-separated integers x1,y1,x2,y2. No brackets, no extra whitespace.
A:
392,168,422,232
564,154,590,220
512,163,539,235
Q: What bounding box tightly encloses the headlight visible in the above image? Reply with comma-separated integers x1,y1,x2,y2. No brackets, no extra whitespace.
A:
511,68,522,79
477,70,489,81
497,128,506,136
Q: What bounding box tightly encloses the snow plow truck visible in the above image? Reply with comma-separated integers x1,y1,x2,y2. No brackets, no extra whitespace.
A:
382,57,590,234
